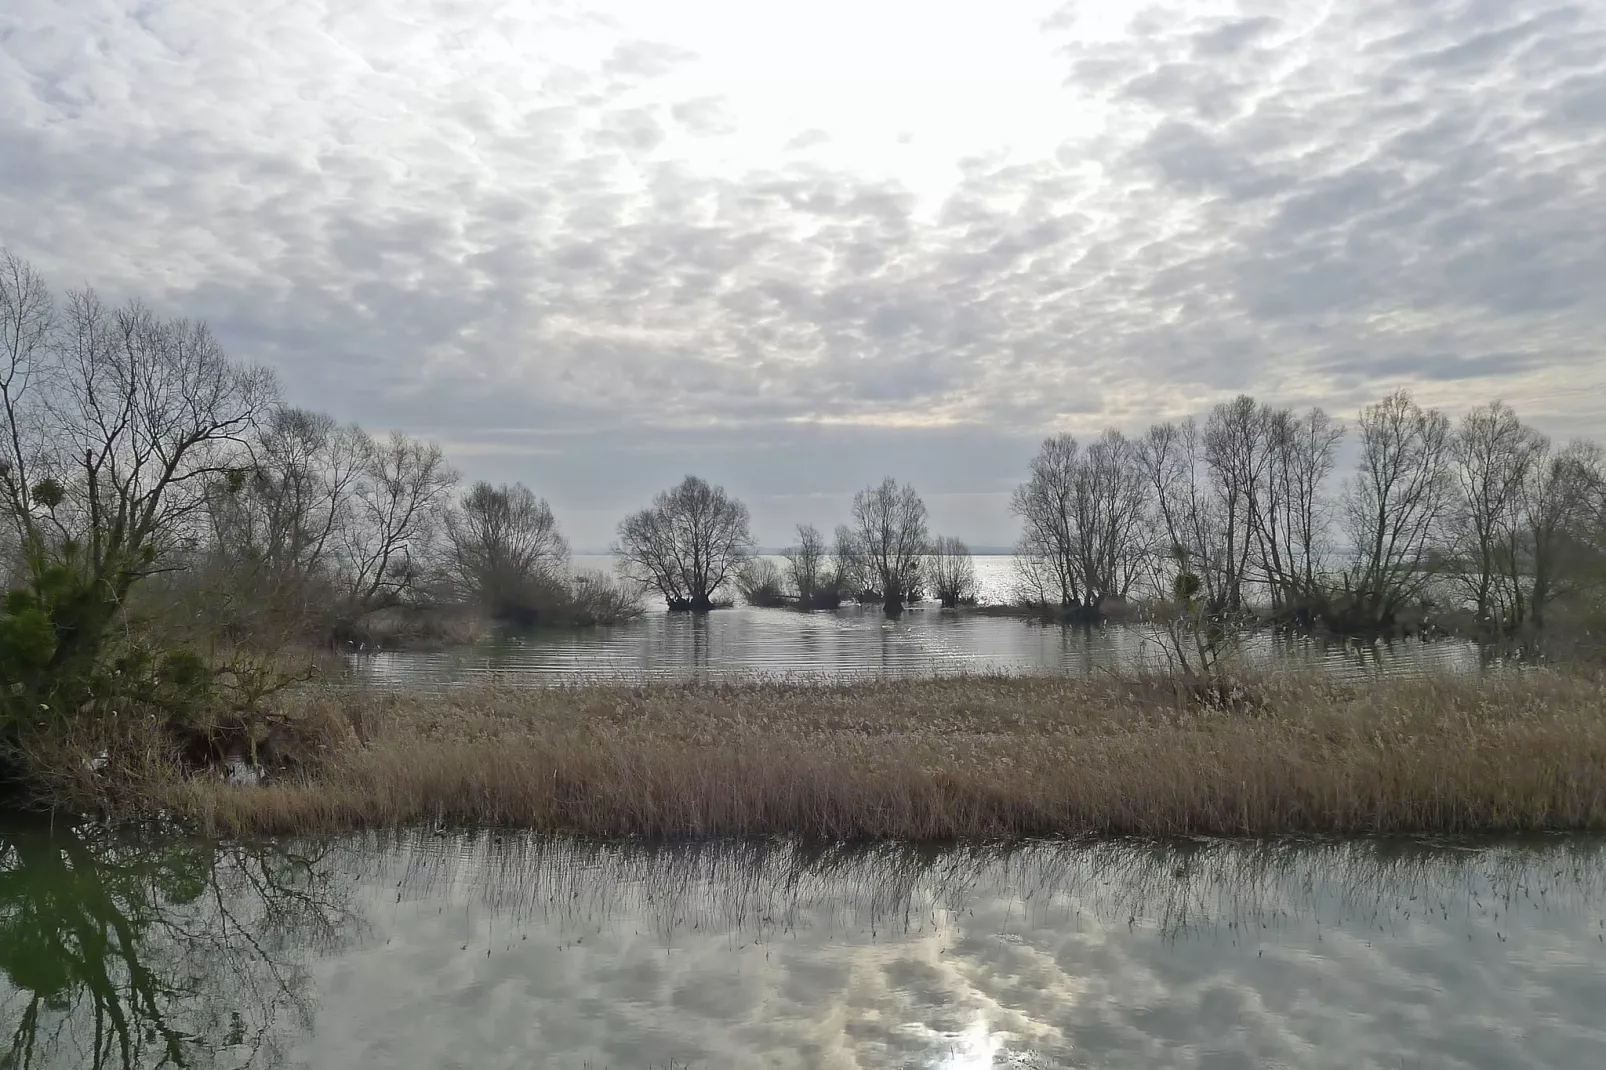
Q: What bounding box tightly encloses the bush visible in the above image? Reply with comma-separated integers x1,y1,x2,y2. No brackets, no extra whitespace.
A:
559,571,646,626
736,559,788,608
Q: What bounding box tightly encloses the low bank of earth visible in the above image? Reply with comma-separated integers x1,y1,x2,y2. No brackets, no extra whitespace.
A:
150,670,1606,841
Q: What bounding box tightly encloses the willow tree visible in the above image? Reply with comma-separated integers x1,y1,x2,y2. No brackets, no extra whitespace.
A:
614,475,752,611
1014,431,1148,616
443,481,569,621
851,477,929,614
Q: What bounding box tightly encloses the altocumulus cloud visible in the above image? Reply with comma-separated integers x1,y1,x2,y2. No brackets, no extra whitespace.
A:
1,0,1603,546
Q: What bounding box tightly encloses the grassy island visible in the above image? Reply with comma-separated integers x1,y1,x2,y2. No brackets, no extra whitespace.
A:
130,671,1606,841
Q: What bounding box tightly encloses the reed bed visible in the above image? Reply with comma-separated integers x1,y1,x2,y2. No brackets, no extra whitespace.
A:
165,671,1606,840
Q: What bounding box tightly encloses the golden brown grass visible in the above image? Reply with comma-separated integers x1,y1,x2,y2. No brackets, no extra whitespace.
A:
161,670,1606,841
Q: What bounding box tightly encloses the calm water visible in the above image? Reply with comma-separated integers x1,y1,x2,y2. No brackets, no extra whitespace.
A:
348,557,1487,688
3,822,1604,1069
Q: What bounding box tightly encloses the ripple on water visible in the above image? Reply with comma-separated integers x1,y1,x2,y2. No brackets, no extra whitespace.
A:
346,603,1492,690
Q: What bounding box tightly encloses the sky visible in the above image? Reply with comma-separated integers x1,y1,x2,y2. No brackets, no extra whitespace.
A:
2,0,1604,550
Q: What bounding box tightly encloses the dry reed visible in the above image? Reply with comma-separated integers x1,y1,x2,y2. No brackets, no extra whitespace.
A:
162,671,1606,840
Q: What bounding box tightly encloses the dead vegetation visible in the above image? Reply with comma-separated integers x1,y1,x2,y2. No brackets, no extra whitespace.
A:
154,670,1606,841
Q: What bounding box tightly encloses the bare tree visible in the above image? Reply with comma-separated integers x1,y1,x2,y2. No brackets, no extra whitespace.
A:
1136,419,1226,610
830,522,869,602
193,406,368,642
1203,396,1270,614
1012,434,1080,609
614,475,753,611
928,535,977,608
1446,401,1545,630
851,477,928,614
735,556,787,607
1523,439,1606,629
1013,430,1148,617
340,431,457,607
1341,390,1452,630
782,522,828,608
0,251,54,583
209,408,365,580
1254,406,1344,615
0,253,278,730
1078,429,1150,607
443,481,569,621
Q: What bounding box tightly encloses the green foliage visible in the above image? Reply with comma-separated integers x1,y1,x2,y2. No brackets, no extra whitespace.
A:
27,479,63,510
0,543,225,775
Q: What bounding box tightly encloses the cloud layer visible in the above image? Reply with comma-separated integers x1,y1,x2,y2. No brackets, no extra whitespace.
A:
3,0,1604,544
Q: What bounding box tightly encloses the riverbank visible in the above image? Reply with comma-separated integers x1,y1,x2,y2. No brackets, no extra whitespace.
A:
153,671,1606,840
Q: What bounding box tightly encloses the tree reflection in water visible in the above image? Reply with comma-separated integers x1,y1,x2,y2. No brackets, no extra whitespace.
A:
0,819,357,1070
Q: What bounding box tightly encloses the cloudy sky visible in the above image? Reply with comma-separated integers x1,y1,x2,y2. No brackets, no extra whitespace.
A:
3,0,1604,548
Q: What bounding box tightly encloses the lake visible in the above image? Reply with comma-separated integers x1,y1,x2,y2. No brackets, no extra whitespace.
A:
347,556,1490,688
4,821,1603,1068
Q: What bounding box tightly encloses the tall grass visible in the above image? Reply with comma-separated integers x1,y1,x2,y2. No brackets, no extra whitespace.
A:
158,669,1606,840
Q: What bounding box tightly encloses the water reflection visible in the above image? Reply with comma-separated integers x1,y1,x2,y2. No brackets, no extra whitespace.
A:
309,834,1606,1069
5,827,1603,1068
347,609,1487,690
0,821,357,1069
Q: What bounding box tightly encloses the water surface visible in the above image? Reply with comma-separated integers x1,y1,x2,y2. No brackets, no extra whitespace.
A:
3,823,1602,1068
349,557,1487,688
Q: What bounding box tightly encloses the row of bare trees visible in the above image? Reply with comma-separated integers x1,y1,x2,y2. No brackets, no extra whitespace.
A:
0,250,635,685
1012,390,1606,635
4,243,662,782
613,475,977,614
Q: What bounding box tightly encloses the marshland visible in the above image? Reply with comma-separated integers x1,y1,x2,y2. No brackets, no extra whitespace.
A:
5,257,1606,1067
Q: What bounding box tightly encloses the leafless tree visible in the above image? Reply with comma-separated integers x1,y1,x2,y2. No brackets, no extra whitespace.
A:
1013,430,1148,617
1078,429,1150,606
830,522,869,602
928,535,977,608
208,408,365,579
1341,389,1452,630
782,522,828,608
735,556,787,607
1202,396,1271,614
339,431,457,607
1253,406,1344,614
1136,419,1226,609
614,475,753,611
1446,401,1545,630
0,250,53,580
0,253,286,744
1,264,277,656
443,481,569,621
1523,439,1606,629
851,477,929,614
1012,434,1080,609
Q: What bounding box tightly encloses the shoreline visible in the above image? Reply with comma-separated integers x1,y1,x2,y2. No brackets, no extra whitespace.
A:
137,671,1606,841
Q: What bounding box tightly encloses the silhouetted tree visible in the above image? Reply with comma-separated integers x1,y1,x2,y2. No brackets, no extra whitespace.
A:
614,475,753,612
928,535,976,608
443,481,569,623
782,523,829,608
1446,401,1545,631
339,431,457,607
1013,430,1147,617
851,478,928,614
1341,390,1452,630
